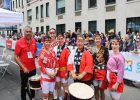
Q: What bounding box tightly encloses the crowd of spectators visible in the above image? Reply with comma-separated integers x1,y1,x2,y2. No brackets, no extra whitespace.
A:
1,28,140,52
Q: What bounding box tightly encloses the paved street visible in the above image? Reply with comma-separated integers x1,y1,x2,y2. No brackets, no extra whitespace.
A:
0,47,140,100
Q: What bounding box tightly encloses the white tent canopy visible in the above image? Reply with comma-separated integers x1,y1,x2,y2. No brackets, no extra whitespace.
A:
0,8,23,27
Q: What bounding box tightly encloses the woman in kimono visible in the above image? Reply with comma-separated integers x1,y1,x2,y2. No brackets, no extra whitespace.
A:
107,38,125,100
38,35,59,100
92,34,109,100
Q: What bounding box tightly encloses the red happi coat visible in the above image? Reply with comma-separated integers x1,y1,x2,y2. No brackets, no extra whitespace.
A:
67,48,94,81
38,49,59,82
54,46,70,78
108,72,124,93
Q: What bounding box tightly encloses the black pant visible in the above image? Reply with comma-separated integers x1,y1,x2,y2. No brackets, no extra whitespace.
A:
20,69,36,100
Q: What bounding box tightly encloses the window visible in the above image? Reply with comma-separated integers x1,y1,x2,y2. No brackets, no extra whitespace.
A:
21,0,23,7
36,27,39,32
75,0,82,11
13,1,14,9
22,12,24,21
26,0,30,3
10,1,12,10
127,17,140,32
88,0,97,8
46,3,49,17
56,0,65,15
105,0,116,5
36,6,39,19
16,0,17,8
56,24,65,34
41,26,44,33
20,29,22,33
105,19,116,33
88,21,97,33
40,5,44,18
27,9,32,21
19,0,20,7
46,26,50,34
127,0,134,1
75,22,82,33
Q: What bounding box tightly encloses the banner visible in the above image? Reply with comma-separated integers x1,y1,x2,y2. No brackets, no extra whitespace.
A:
0,36,4,46
36,43,43,56
6,40,12,49
12,40,16,50
122,52,140,82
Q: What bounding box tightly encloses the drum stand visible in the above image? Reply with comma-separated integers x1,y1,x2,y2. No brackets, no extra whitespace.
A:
27,79,41,100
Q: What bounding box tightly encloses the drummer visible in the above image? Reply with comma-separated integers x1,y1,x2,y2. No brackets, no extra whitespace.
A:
92,34,109,100
107,38,125,100
53,33,70,100
38,35,59,100
67,34,93,85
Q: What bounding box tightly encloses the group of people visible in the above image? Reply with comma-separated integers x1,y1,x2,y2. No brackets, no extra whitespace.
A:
14,26,125,100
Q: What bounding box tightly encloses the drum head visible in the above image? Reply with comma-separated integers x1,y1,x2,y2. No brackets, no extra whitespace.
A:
68,83,94,99
30,75,40,81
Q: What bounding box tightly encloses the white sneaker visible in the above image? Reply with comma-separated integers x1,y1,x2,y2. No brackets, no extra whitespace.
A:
53,90,57,99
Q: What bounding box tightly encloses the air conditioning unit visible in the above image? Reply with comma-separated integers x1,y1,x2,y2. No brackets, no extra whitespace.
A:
106,5,115,12
27,3,30,6
58,15,63,20
40,18,44,22
75,11,81,16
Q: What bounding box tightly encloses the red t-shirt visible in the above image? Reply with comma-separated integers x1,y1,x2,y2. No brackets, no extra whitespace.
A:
14,37,37,71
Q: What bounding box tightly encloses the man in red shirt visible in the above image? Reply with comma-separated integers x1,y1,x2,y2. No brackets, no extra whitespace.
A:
14,26,37,100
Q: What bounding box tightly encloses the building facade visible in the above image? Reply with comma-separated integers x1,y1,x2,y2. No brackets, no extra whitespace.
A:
10,0,140,36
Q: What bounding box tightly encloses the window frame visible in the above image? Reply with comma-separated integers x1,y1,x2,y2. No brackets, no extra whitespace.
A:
27,9,32,21
105,0,116,5
56,0,65,15
40,4,44,18
46,3,49,17
88,0,97,8
75,0,82,11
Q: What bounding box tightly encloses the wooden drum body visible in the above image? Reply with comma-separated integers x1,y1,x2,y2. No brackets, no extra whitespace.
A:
28,75,41,90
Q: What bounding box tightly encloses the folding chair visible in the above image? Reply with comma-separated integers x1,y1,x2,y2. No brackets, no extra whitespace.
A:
0,55,12,80
0,48,7,64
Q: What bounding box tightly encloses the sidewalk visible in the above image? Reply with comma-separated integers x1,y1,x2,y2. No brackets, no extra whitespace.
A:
0,47,140,100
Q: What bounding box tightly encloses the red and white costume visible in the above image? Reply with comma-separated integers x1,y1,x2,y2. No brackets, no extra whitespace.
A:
67,48,93,84
38,49,59,94
53,45,70,83
50,40,59,50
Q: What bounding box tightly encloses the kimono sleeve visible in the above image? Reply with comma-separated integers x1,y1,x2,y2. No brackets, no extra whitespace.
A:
38,50,47,74
84,51,94,74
